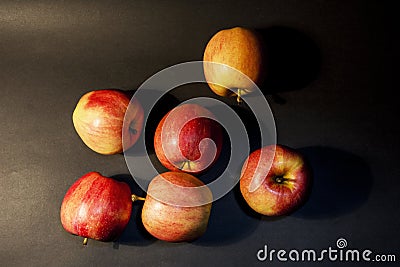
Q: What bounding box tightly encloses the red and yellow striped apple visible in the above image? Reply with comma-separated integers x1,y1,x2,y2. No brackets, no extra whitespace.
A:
154,104,223,174
203,27,264,102
141,172,213,242
60,172,139,244
72,89,144,155
240,144,312,216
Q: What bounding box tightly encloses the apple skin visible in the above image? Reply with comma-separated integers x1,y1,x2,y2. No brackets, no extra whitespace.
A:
60,172,132,242
141,172,213,242
72,89,144,155
203,27,264,97
240,144,311,216
154,103,223,174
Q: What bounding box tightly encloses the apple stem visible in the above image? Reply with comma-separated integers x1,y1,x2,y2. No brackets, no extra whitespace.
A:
131,194,146,202
83,237,88,246
180,161,186,170
180,161,191,170
236,88,242,104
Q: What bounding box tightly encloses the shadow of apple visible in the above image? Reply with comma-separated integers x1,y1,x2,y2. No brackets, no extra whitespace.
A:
293,146,373,219
111,174,156,247
256,26,321,104
123,89,180,157
193,184,261,246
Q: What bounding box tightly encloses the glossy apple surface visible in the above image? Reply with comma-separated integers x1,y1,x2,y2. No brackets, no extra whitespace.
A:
60,172,132,242
203,27,264,98
141,172,213,242
154,103,223,174
240,144,311,216
72,89,144,155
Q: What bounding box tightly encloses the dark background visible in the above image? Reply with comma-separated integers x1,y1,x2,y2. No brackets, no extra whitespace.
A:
1,1,398,266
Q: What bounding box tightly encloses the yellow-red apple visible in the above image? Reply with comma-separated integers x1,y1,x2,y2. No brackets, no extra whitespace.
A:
240,144,311,216
72,89,144,155
141,172,213,242
154,103,223,174
203,27,264,101
60,172,133,244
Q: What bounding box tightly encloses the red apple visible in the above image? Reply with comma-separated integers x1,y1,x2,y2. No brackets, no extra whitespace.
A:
203,27,264,102
72,89,144,155
141,172,213,242
60,172,134,244
154,103,223,174
240,144,311,216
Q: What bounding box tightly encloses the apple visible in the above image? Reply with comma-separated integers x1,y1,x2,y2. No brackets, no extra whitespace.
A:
240,144,312,216
60,172,142,244
203,27,264,102
154,103,223,174
72,89,144,155
141,172,213,242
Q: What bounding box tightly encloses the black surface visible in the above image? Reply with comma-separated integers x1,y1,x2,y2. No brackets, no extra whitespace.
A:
1,1,399,266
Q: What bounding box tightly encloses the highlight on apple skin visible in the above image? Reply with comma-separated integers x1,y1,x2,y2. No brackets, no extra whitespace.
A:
154,103,223,174
72,89,144,155
203,26,264,102
60,172,133,244
239,144,312,216
141,172,213,242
